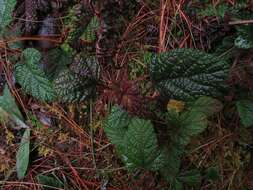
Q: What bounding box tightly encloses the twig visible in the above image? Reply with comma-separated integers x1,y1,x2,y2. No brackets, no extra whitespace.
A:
229,20,253,25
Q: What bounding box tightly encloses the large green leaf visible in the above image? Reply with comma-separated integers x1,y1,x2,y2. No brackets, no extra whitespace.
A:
105,106,160,170
236,100,253,127
104,106,130,151
14,48,57,102
122,118,159,169
0,0,17,35
16,128,30,179
149,48,229,101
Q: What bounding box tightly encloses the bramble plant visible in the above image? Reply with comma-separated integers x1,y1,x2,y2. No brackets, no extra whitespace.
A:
0,0,253,189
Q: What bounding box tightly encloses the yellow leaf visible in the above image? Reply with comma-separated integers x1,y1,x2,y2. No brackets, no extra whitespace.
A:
167,99,185,113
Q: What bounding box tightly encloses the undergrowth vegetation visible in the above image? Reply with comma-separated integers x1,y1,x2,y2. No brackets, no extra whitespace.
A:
0,0,253,189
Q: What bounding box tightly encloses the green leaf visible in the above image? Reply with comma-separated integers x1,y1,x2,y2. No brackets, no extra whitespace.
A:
81,16,99,42
205,166,220,181
236,100,253,127
122,118,159,169
37,174,64,190
0,85,23,121
14,48,57,102
159,106,208,183
16,128,30,179
0,0,17,35
200,4,229,18
171,179,183,190
149,48,229,101
53,68,96,103
43,48,73,80
189,96,223,117
104,106,130,151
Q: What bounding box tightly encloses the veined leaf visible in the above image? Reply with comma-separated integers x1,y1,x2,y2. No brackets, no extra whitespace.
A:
104,106,130,151
149,48,229,101
16,128,30,179
81,16,99,42
105,106,160,170
14,48,57,102
0,0,17,35
53,68,96,103
122,118,159,169
236,100,253,127
188,96,223,117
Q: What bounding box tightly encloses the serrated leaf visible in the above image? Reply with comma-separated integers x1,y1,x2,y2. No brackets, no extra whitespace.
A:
189,96,223,117
36,174,64,190
0,0,17,35
16,128,30,179
149,48,229,101
43,48,73,80
104,106,130,151
236,100,253,127
122,118,159,169
180,111,207,143
14,48,57,102
81,16,99,42
70,54,100,79
53,68,96,103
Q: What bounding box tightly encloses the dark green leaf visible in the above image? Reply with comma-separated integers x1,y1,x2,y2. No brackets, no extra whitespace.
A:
14,48,57,102
122,118,159,169
16,128,30,179
0,0,17,35
205,166,220,181
53,68,96,103
104,106,130,151
149,48,229,101
236,100,253,127
189,96,223,117
37,174,64,190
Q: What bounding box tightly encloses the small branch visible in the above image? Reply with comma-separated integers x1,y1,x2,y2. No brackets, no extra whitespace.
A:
229,19,253,25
